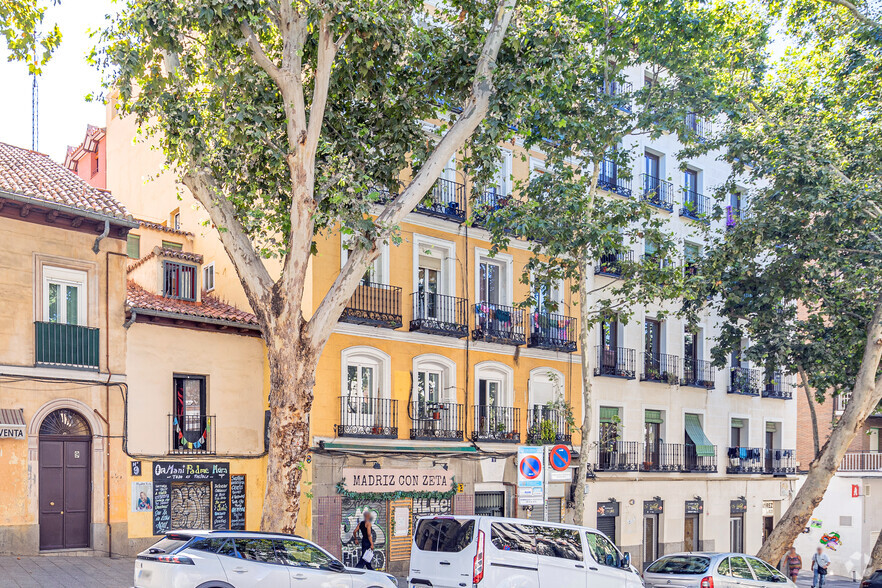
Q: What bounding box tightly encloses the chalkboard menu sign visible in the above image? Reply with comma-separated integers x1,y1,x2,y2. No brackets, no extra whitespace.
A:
212,479,230,530
685,500,704,514
644,499,664,514
152,461,230,535
230,475,247,530
597,501,620,517
153,483,171,535
730,498,747,514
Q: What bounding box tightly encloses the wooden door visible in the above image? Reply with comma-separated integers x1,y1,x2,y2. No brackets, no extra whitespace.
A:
39,438,91,549
684,514,698,552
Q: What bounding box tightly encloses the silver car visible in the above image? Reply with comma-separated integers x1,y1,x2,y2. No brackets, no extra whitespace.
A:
644,553,796,588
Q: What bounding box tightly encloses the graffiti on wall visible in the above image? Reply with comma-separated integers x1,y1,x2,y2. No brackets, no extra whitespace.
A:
341,499,388,571
412,497,452,529
820,532,842,550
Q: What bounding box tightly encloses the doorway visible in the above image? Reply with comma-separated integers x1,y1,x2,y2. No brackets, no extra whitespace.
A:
684,514,699,552
39,409,92,550
644,514,659,568
763,516,774,544
730,515,744,553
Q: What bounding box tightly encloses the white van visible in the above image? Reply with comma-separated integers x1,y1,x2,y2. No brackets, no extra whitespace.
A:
408,515,642,588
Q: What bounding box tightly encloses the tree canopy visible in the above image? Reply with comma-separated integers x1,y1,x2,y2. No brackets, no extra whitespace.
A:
1,0,61,73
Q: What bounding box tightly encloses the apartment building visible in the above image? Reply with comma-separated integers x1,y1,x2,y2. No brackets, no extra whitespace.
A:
101,67,797,574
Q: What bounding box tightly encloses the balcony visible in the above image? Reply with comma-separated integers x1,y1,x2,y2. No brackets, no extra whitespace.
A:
472,302,526,346
683,359,715,389
170,413,215,455
596,441,641,472
410,292,468,338
595,346,637,379
642,442,684,472
595,250,633,278
841,452,882,472
728,367,761,396
600,80,633,113
642,175,675,212
766,449,797,474
340,282,402,329
685,445,718,473
472,190,511,229
472,405,520,443
410,401,464,441
762,374,793,400
336,396,398,439
680,190,710,222
598,161,632,198
416,178,466,223
529,311,577,353
34,321,100,370
526,406,572,445
726,446,765,474
685,113,711,141
641,352,681,384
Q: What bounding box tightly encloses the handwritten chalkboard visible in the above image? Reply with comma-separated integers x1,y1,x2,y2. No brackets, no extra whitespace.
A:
212,480,230,530
153,483,171,535
230,475,246,530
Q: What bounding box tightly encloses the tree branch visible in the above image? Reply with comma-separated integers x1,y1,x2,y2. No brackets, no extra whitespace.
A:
240,21,284,88
821,0,882,28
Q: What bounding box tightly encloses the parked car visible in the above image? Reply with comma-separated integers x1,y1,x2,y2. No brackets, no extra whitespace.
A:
644,553,795,588
408,515,641,588
133,530,399,588
862,571,882,588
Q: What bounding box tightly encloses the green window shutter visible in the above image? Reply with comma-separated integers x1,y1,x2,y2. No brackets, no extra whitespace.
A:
162,240,183,251
731,418,744,428
766,422,779,433
644,409,663,424
599,407,619,423
685,414,715,457
126,234,140,259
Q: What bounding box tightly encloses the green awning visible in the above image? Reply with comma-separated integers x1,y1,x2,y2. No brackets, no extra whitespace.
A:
685,414,715,457
731,418,744,428
600,407,620,423
766,422,779,433
645,409,664,424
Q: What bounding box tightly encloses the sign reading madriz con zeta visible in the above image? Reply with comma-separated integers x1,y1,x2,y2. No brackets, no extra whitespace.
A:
344,469,450,493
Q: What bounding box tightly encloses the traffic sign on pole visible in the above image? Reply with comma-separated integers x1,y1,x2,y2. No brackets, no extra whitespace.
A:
517,446,544,506
549,445,571,471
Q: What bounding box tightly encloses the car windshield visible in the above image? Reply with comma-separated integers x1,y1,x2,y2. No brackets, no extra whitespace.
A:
414,518,476,553
147,535,192,554
646,556,711,574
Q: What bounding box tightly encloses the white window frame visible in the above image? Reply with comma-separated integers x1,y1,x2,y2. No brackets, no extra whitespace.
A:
474,247,513,306
528,367,565,410
531,271,565,313
474,361,514,408
494,149,513,195
203,262,216,292
413,354,457,404
341,235,390,284
730,414,750,446
341,347,391,400
42,266,88,326
412,234,456,297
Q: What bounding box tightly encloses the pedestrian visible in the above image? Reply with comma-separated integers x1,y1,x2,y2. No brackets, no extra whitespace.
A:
352,511,375,570
811,546,830,588
785,546,802,583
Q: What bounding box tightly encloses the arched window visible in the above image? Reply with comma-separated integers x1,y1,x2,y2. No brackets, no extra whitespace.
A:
341,347,391,400
39,409,91,437
474,361,514,408
529,367,565,410
413,354,457,405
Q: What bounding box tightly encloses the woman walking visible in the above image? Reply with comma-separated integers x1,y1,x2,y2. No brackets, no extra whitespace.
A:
352,511,375,570
786,547,803,583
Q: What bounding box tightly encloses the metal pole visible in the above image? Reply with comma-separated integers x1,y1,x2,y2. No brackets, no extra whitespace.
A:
543,445,549,522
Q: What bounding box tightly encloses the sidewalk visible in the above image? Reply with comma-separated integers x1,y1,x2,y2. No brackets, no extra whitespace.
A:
795,571,857,588
0,556,135,588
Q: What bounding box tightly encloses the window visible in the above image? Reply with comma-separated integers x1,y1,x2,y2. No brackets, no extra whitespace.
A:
413,519,476,553
529,368,564,410
729,556,754,580
645,239,660,257
490,522,535,553
647,555,711,574
341,234,387,284
126,234,141,259
533,279,563,313
417,256,441,318
91,153,99,176
276,539,336,569
684,243,700,275
189,538,228,553
347,362,377,399
172,212,181,231
162,240,183,251
343,347,391,401
731,418,746,446
479,260,503,304
600,316,618,349
42,266,87,326
217,540,236,557
683,169,698,195
645,152,660,180
747,557,779,582
491,149,513,195
235,538,280,563
475,249,512,305
586,532,621,567
537,528,583,561
163,261,197,300
173,375,206,451
203,262,215,292
718,558,731,575
645,318,661,357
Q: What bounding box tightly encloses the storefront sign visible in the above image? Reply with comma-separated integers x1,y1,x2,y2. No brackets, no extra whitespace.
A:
597,501,619,517
343,468,451,493
153,461,230,482
0,425,24,439
730,498,747,514
153,461,231,535
644,499,664,514
762,501,775,517
230,474,247,530
685,500,704,514
0,408,25,439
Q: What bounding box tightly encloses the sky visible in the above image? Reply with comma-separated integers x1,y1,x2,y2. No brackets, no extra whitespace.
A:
0,0,117,163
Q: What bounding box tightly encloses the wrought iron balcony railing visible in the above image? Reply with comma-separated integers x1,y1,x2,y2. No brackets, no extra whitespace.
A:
683,358,715,389
526,406,572,445
642,174,675,212
410,292,468,338
600,80,633,112
34,321,100,369
642,442,684,472
726,446,765,474
336,396,398,439
762,373,793,399
170,413,215,455
529,311,577,353
728,366,761,396
685,113,711,141
684,444,718,473
598,160,633,198
340,282,402,329
641,352,681,384
766,449,797,474
595,250,633,277
416,178,466,222
596,441,641,472
472,190,511,228
472,405,520,443
595,346,637,379
680,189,710,222
472,302,526,346
410,401,465,441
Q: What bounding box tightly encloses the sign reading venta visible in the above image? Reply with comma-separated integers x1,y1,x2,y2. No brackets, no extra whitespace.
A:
0,408,25,439
344,469,451,493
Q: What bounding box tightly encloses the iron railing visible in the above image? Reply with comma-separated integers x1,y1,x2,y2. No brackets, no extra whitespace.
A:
728,367,761,396
684,445,718,473
641,352,681,384
726,446,765,474
598,160,633,197
685,113,711,141
642,442,684,472
472,405,520,443
595,346,637,379
595,250,633,277
600,80,633,112
762,373,793,399
163,260,197,300
336,396,398,439
680,189,710,222
410,292,468,338
472,302,526,346
642,174,675,212
410,401,464,441
683,358,715,389
472,190,511,228
596,441,641,472
766,449,797,474
529,311,577,352
841,452,882,472
526,406,572,445
170,413,215,454
417,178,466,222
340,282,402,329
34,321,100,369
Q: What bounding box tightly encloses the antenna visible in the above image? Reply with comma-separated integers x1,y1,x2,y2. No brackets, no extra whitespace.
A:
31,50,39,152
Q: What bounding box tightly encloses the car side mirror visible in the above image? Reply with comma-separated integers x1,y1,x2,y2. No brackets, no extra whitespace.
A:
328,560,345,573
622,552,632,569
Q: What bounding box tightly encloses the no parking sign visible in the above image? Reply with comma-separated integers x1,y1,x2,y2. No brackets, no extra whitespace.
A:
548,444,572,482
517,446,544,506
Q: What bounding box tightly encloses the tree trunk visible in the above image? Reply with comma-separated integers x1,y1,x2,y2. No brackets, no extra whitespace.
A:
864,528,882,581
572,261,595,525
799,366,821,459
757,298,882,564
260,336,319,533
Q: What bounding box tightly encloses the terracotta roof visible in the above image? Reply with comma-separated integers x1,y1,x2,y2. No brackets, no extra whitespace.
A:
126,281,259,327
160,248,203,264
137,219,194,237
64,125,105,169
0,141,129,220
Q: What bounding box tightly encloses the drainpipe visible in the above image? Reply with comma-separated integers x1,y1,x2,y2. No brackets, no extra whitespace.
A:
123,309,137,329
92,219,110,253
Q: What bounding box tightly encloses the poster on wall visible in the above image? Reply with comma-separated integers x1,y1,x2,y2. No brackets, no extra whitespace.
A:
132,482,153,512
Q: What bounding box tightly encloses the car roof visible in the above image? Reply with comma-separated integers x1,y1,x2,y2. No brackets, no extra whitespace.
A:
165,529,304,541
413,514,604,534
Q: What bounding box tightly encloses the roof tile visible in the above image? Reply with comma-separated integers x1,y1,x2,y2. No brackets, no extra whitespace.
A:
126,281,259,327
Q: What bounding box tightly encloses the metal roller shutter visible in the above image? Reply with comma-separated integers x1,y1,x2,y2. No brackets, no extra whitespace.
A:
528,498,562,523
597,515,617,543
